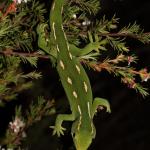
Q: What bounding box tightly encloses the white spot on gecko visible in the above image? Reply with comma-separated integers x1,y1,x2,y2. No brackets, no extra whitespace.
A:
91,123,94,134
75,65,81,74
60,60,65,70
77,105,82,130
61,6,63,15
78,105,82,115
83,81,88,92
73,91,78,98
67,43,70,51
87,102,94,133
87,102,91,118
52,2,55,11
67,77,72,85
69,52,73,60
56,45,60,52
52,22,56,40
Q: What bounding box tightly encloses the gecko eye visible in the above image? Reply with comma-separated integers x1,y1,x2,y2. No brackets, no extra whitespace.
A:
72,132,75,137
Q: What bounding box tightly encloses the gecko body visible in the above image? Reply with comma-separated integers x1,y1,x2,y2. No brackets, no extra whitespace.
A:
37,0,111,149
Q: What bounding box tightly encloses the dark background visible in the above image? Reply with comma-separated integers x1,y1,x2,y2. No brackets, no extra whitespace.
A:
1,0,150,150
91,0,150,150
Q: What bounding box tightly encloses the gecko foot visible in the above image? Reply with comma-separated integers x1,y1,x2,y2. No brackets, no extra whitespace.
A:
50,125,66,137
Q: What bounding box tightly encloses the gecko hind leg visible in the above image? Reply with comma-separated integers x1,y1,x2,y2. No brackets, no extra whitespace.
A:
91,97,111,118
69,32,107,57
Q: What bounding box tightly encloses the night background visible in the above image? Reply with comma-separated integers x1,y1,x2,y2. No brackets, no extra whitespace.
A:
91,0,150,150
0,0,150,149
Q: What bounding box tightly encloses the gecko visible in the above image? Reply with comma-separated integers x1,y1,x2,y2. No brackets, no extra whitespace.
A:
37,0,111,150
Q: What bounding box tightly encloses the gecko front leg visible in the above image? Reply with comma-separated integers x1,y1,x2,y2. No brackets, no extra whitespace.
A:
50,113,75,137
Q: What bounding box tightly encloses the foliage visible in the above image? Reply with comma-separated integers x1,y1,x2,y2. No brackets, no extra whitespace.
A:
0,96,55,148
0,0,150,149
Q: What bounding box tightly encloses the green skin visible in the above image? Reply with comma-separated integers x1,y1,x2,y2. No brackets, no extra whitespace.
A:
37,0,111,150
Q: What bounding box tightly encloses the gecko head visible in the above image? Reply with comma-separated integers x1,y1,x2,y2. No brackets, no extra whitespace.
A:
71,125,95,150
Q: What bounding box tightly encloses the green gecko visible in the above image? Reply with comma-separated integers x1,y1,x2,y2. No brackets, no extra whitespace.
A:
37,0,111,150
